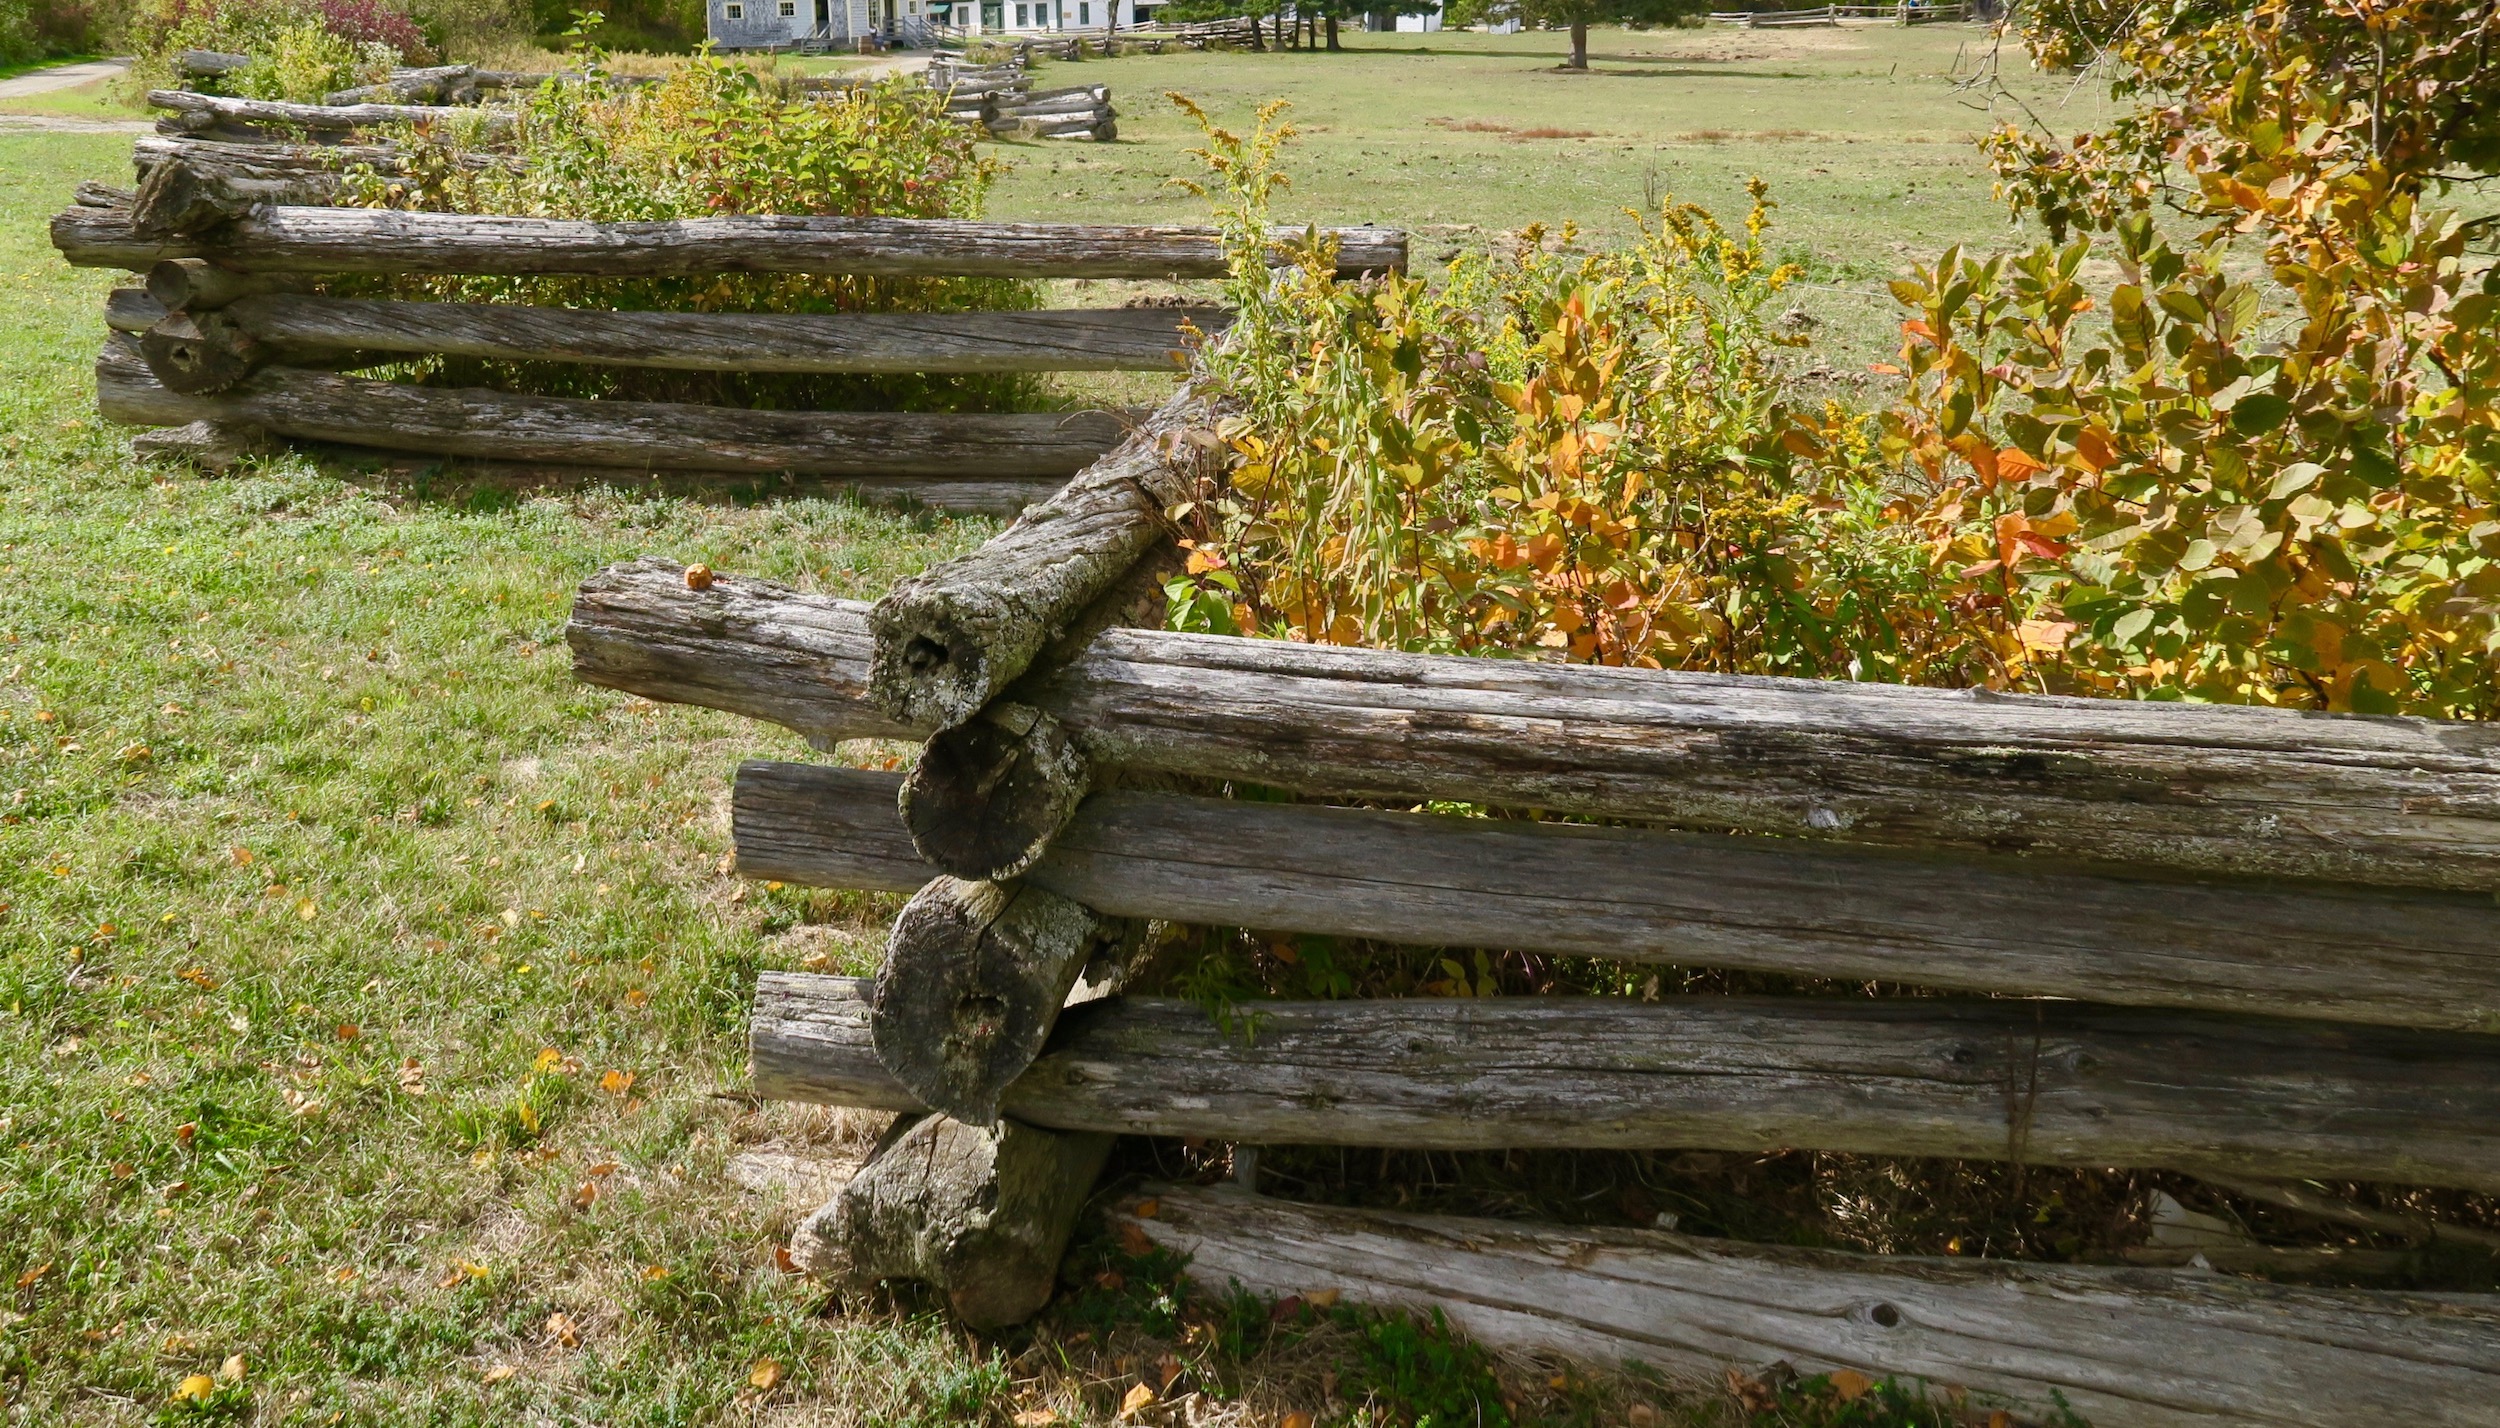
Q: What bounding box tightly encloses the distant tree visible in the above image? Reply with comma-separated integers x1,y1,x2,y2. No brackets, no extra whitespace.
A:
1446,0,1702,68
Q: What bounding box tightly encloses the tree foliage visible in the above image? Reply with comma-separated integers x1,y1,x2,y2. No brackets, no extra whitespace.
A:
1851,0,2500,714
1444,0,1707,68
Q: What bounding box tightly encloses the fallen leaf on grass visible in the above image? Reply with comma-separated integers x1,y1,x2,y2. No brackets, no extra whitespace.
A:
773,1245,800,1274
1011,1410,1061,1427
1117,1382,1155,1419
1828,1369,1873,1402
481,1364,516,1384
1280,1415,1314,1428
1303,1288,1340,1310
546,1313,580,1348
749,1358,782,1391
14,1264,50,1290
571,1181,598,1210
599,1069,635,1096
217,1354,245,1383
1118,1223,1154,1257
172,1373,215,1403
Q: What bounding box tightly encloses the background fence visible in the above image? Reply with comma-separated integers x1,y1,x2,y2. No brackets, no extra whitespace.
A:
51,113,1401,509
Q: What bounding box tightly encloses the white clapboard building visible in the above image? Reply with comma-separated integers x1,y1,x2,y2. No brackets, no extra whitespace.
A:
709,0,1166,47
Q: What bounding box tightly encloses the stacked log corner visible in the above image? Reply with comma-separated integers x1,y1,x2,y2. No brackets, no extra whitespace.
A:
563,543,2500,1418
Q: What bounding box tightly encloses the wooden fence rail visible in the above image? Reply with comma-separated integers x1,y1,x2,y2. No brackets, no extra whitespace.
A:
565,560,2500,894
54,205,1408,279
1115,1187,2500,1428
753,973,2500,1190
726,759,2500,1033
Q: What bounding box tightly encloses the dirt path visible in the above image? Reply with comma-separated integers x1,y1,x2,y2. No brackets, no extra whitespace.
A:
0,57,128,99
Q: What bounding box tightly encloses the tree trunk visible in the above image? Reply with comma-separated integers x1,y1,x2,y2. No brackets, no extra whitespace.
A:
1112,1186,2500,1428
54,204,1410,280
1325,12,1340,48
756,973,2500,1191
1568,20,1588,67
792,1111,1111,1328
98,334,1126,479
870,876,1129,1126
864,384,1217,732
729,761,2500,1034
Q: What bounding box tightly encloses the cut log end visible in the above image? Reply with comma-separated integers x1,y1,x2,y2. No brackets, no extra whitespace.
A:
900,703,1091,882
795,1111,1111,1328
871,875,1121,1126
138,311,265,395
130,156,250,240
867,597,1003,731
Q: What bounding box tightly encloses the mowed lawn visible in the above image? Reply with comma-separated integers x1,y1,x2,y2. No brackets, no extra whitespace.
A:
3,31,2078,1425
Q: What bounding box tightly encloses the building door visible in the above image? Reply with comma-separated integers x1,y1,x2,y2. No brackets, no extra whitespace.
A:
981,0,1001,27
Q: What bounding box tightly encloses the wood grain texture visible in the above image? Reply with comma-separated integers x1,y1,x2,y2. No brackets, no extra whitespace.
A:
567,558,921,742
872,875,1122,1127
145,88,513,138
94,334,1124,478
106,287,166,333
54,203,1409,279
1114,1185,2500,1428
866,386,1217,731
572,563,2500,892
212,293,1228,373
730,762,2500,1032
752,973,2500,1190
145,256,307,312
791,1111,1110,1329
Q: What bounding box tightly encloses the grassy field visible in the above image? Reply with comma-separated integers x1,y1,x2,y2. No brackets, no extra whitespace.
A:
2,28,2089,1426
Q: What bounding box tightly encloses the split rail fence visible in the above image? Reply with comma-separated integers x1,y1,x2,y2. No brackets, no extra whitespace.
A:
923,51,1116,139
1708,2,1970,23
562,372,2500,1422
49,118,1401,509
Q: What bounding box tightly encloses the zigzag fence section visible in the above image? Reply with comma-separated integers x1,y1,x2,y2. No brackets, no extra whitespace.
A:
563,384,2500,1420
49,127,1403,511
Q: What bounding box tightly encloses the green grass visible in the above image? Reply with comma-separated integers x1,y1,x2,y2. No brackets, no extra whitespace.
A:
0,30,2092,1424
981,23,2106,364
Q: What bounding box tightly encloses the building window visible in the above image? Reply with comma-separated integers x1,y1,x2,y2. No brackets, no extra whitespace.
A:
778,0,795,13
723,2,743,16
1013,2,1026,22
1077,1,1087,20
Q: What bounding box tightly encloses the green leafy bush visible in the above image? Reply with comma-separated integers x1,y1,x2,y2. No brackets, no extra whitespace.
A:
1167,97,2003,687
341,59,1044,414
130,0,430,101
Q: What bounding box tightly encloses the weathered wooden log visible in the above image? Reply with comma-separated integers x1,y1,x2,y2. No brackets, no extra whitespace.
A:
569,557,918,742
1113,1186,2500,1428
177,48,253,78
867,386,1215,738
131,154,314,236
756,973,2500,1191
731,762,2500,1032
52,204,1411,279
871,876,1129,1126
996,90,1112,117
178,293,1226,376
581,567,2500,894
106,288,167,333
146,89,513,140
791,1110,1111,1328
140,310,265,394
73,181,132,209
96,333,1125,479
2194,1173,2500,1252
54,204,208,272
144,258,302,313
131,135,501,188
322,64,477,106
